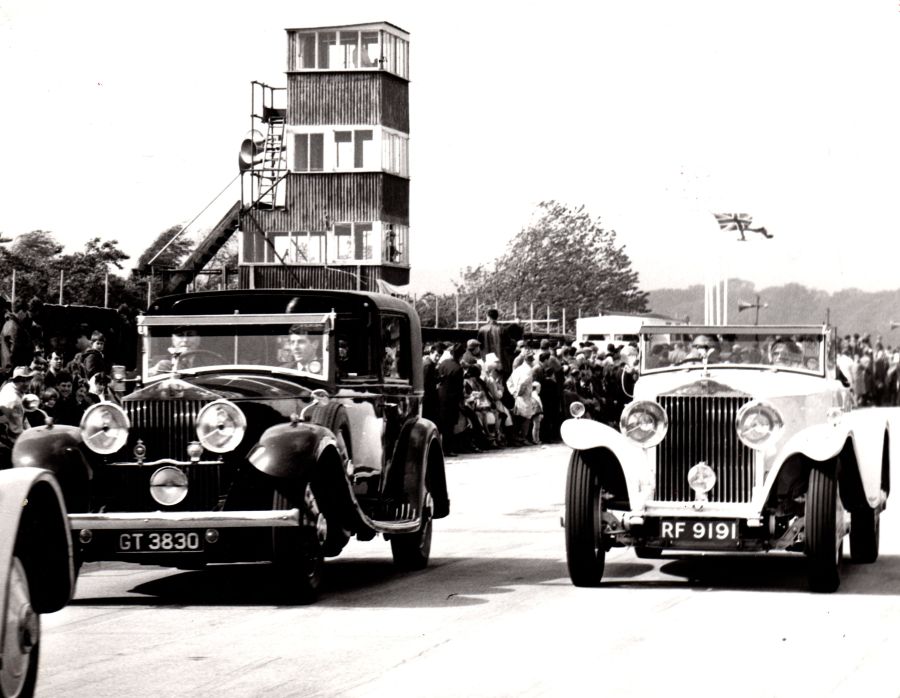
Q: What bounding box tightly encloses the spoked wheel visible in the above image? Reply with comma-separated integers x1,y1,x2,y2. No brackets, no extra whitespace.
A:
565,450,606,587
390,492,434,571
806,463,844,593
1,557,40,698
272,485,325,604
849,505,880,564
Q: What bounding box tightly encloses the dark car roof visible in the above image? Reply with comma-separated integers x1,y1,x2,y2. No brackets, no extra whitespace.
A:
146,289,416,318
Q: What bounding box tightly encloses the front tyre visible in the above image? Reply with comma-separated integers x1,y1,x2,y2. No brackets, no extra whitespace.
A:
806,463,843,593
565,450,605,587
1,557,40,698
849,505,880,564
272,486,325,604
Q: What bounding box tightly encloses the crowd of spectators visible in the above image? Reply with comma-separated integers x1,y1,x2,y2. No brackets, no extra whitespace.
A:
837,333,900,407
423,309,639,456
0,296,130,467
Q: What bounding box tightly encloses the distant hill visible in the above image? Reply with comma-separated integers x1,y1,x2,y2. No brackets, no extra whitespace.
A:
647,279,900,342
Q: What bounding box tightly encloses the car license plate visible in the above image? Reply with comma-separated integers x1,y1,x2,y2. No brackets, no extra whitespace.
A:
117,531,203,553
660,519,739,544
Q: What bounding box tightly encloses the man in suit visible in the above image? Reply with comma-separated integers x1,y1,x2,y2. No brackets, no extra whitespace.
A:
284,324,323,375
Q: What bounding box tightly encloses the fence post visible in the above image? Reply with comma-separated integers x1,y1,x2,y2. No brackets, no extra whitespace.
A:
58,269,64,304
529,303,534,333
455,294,459,329
435,296,439,328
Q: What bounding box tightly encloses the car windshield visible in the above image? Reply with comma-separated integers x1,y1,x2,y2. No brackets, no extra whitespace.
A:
140,313,332,380
641,328,828,375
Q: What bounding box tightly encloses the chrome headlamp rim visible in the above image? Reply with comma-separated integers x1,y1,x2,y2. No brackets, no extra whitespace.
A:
735,399,784,448
619,400,668,449
80,402,131,454
195,399,246,453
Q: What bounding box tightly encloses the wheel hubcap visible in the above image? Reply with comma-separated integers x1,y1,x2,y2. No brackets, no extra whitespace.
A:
2,559,38,697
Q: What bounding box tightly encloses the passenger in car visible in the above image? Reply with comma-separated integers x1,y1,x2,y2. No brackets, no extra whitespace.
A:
284,324,323,375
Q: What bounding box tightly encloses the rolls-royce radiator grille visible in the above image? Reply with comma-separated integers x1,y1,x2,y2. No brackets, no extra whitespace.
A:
655,394,754,503
95,399,225,512
124,399,207,460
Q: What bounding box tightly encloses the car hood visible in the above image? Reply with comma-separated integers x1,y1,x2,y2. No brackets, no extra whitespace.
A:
128,373,319,402
634,368,842,401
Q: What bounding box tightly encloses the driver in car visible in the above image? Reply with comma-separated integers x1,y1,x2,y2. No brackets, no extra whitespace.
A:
770,338,803,366
149,328,211,375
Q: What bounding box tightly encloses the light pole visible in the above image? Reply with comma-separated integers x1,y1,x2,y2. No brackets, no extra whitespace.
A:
737,295,768,325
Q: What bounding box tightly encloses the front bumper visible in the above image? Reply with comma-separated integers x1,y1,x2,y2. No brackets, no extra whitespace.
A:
69,508,300,530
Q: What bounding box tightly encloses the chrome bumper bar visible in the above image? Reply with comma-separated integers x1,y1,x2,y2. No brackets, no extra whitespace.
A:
69,509,300,530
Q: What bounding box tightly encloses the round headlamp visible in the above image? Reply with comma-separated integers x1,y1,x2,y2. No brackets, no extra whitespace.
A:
736,400,783,448
149,466,189,505
569,401,586,419
620,400,668,448
196,399,246,453
80,402,130,454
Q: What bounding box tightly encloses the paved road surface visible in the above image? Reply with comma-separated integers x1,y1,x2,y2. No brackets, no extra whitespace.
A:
39,444,900,697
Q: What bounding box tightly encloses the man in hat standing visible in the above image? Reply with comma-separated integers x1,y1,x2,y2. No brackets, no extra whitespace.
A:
0,366,33,468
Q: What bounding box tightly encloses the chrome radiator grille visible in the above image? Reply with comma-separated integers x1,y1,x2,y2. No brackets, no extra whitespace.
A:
655,394,754,503
124,399,207,461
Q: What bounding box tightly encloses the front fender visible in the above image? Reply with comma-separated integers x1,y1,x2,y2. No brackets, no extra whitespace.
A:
560,418,648,506
0,468,74,615
246,421,336,479
12,425,93,512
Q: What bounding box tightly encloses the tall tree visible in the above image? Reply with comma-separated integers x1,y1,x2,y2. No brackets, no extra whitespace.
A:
135,225,193,271
456,201,648,330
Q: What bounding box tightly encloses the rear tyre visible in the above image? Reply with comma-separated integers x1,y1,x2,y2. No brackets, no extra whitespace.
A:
391,491,434,571
565,450,606,586
806,463,843,593
1,557,40,698
272,487,324,604
849,505,880,564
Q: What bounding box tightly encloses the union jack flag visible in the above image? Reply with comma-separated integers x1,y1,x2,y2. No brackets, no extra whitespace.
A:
713,213,772,240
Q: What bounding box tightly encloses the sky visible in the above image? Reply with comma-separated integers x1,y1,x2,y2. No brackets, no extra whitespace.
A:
1,1,899,297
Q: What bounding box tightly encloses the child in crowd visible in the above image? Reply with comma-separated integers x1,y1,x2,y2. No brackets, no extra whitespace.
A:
530,381,543,445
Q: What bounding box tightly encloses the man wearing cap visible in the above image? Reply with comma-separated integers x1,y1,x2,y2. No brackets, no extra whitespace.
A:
461,338,482,368
0,366,32,467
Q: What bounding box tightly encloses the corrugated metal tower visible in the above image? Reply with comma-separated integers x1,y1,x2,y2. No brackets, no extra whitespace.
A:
239,22,411,292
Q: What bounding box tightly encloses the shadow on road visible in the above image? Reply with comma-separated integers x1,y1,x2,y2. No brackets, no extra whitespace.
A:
70,555,571,608
600,552,900,595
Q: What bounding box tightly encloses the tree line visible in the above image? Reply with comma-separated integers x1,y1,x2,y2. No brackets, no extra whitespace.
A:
1,201,650,335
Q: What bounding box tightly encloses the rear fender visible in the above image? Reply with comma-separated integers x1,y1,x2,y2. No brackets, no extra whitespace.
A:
383,418,448,519
0,468,74,615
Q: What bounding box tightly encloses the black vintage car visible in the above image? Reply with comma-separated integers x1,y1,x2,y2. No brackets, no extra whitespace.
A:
12,289,449,601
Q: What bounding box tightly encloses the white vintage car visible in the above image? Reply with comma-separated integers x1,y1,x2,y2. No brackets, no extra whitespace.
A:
561,324,897,592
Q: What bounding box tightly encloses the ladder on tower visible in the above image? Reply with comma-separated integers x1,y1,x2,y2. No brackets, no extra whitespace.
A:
258,104,287,208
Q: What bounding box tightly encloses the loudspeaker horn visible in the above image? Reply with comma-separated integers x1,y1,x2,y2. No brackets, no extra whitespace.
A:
891,321,900,330
238,130,266,172
737,300,755,312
